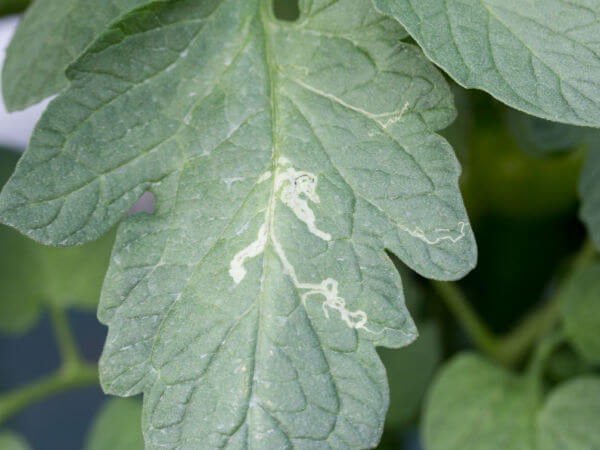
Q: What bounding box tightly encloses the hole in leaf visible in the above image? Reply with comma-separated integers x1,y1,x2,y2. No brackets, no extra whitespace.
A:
128,191,155,215
273,0,300,22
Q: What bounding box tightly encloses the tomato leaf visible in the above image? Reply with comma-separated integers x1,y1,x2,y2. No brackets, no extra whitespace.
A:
424,354,600,450
558,263,600,363
0,0,476,446
580,142,600,250
85,399,143,450
1,0,151,111
0,149,113,334
374,0,600,127
423,354,536,450
0,431,30,450
0,0,29,16
537,377,600,449
379,321,441,428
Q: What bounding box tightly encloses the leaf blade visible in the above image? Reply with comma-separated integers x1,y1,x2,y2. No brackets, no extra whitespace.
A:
423,354,536,450
85,399,144,450
0,148,114,334
374,0,600,127
0,431,30,450
538,377,600,449
1,0,151,111
1,0,476,446
558,263,600,363
424,354,600,450
580,143,600,250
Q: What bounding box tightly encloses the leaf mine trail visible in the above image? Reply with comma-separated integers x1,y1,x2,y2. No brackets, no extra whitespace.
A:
230,157,377,332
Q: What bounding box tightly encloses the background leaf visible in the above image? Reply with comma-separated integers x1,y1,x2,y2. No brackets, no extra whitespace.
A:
537,377,600,449
580,141,600,250
0,148,113,334
558,263,600,363
1,0,150,111
423,354,536,450
505,109,589,157
379,261,442,429
474,108,599,250
374,0,600,127
424,353,600,450
379,320,441,428
0,0,29,16
0,431,30,450
85,398,143,450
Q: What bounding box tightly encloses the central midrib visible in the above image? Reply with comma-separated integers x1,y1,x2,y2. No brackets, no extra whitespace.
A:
242,0,284,440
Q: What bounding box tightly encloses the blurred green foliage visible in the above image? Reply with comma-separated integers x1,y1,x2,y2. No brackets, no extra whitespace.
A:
0,431,30,450
558,264,600,364
0,149,114,334
85,399,143,450
0,0,29,16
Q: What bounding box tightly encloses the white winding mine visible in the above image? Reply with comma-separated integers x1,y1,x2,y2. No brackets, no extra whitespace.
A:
229,158,467,332
229,159,372,332
275,157,331,241
403,221,468,245
229,222,268,284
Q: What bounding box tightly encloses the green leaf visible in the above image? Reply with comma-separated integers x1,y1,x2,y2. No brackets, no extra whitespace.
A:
379,320,441,428
85,398,143,450
537,377,600,449
0,224,115,334
580,143,600,250
0,431,30,450
505,109,589,157
492,111,597,245
558,263,600,363
0,149,113,334
0,150,42,333
424,354,600,450
378,260,442,428
0,221,43,334
0,0,30,16
36,230,115,310
0,0,476,446
423,354,536,450
374,0,600,127
1,0,150,111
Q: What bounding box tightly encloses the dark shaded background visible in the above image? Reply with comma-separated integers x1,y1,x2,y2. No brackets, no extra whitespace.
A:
0,312,107,449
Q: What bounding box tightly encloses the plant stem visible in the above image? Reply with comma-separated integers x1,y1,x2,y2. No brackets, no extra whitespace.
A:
431,281,505,362
0,364,98,425
501,238,597,361
48,305,83,368
433,239,596,367
0,306,97,425
527,330,565,402
498,297,561,366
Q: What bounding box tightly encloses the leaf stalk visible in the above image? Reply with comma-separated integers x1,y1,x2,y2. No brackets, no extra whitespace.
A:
432,239,596,368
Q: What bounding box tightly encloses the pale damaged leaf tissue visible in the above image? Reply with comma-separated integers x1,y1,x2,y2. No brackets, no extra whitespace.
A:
0,0,476,447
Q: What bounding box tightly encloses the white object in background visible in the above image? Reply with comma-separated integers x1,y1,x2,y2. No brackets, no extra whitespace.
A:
0,16,50,151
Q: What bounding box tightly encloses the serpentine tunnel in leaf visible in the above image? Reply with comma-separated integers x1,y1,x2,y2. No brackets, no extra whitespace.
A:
0,0,476,447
